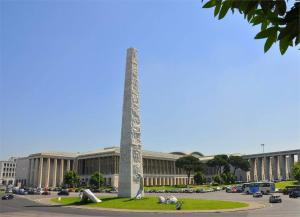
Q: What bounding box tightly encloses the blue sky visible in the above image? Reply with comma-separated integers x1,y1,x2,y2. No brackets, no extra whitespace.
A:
1,0,299,159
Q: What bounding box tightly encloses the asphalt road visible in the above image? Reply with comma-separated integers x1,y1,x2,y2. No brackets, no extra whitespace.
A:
0,192,299,217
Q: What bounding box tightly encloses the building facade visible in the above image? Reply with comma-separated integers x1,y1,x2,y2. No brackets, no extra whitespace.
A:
0,157,17,186
12,147,300,189
244,150,300,182
15,157,29,187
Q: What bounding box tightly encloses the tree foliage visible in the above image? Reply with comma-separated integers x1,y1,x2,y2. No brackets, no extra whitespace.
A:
221,172,236,184
292,161,300,182
213,174,223,184
202,0,300,54
63,170,80,188
229,155,251,175
207,154,229,174
89,172,104,189
175,155,203,185
194,172,207,184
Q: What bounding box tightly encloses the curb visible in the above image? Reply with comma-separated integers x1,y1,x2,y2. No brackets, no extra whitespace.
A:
34,197,267,213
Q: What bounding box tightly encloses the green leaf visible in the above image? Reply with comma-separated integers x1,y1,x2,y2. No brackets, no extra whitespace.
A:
278,28,290,40
276,0,287,16
218,1,231,19
203,0,217,8
261,20,269,30
255,27,277,39
279,37,290,55
214,1,222,17
246,10,255,22
245,1,259,14
264,33,277,53
251,15,264,26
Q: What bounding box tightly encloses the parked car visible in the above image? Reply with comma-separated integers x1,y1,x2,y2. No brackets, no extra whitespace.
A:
289,191,300,198
253,192,263,198
183,188,194,193
57,189,69,196
27,189,35,195
225,186,232,193
18,189,28,195
236,186,244,193
195,189,206,193
283,185,300,195
2,194,14,200
269,195,282,203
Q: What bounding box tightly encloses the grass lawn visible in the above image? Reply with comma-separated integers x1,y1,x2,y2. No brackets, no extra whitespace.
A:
275,180,299,189
52,196,248,210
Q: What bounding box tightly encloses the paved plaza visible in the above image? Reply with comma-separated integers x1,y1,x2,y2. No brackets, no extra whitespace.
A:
1,191,299,217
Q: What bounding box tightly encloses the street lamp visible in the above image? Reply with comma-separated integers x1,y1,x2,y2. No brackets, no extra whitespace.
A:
261,144,265,153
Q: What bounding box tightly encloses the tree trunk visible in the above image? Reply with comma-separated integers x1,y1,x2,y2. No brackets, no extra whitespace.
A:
187,170,191,185
233,167,237,176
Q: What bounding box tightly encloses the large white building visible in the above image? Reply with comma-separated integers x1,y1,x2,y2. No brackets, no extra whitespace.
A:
12,147,300,189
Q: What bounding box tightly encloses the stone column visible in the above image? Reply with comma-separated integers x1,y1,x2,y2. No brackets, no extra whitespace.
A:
274,156,281,180
59,159,64,185
38,157,43,188
268,157,273,181
73,159,78,172
261,157,266,181
257,157,262,181
67,160,71,172
288,155,294,179
264,157,270,181
52,158,57,187
280,155,287,180
27,159,32,187
33,158,39,187
45,158,51,188
118,48,143,198
249,159,254,181
29,159,35,186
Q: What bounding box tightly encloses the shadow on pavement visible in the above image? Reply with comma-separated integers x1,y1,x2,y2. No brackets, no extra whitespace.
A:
24,204,66,208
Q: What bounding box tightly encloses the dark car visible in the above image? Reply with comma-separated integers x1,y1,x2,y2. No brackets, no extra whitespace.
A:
2,194,14,200
289,191,300,198
269,195,282,203
57,189,69,196
283,185,300,195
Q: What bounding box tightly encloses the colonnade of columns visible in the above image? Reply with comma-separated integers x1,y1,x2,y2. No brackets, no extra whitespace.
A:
143,176,194,186
27,157,74,188
249,153,299,182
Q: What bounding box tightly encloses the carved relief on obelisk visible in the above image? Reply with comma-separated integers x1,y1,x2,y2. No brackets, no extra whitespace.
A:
118,48,143,198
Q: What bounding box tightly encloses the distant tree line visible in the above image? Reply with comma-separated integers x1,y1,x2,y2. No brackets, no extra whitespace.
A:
175,154,250,185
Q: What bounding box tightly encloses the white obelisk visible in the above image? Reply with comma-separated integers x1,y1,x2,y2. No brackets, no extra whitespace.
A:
118,48,143,198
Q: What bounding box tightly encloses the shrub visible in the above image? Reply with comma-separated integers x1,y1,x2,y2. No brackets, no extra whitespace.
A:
194,172,206,185
213,175,223,184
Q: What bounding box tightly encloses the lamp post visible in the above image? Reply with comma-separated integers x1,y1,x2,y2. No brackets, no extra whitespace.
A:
261,144,265,154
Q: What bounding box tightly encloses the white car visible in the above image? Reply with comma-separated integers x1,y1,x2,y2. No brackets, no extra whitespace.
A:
253,192,263,198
